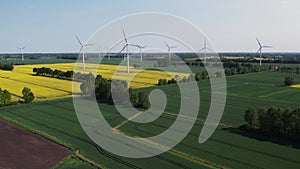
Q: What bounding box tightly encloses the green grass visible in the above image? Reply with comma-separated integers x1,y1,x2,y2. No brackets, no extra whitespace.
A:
0,99,212,169
0,71,300,168
54,157,97,169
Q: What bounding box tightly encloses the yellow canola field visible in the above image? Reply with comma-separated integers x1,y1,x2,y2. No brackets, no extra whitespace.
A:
0,63,189,101
290,84,300,88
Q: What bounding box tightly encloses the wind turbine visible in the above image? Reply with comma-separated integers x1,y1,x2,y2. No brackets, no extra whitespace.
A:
75,36,93,70
256,37,272,66
119,29,134,74
199,38,212,63
18,46,26,61
97,46,102,60
133,44,146,62
165,42,176,61
104,46,112,60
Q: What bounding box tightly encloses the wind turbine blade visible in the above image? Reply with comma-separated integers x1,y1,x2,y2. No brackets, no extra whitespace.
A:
75,36,83,46
119,45,127,53
170,46,176,49
199,47,205,51
78,46,83,53
256,37,262,47
262,45,272,48
122,29,128,44
85,43,93,46
130,44,140,48
256,48,261,54
164,42,170,48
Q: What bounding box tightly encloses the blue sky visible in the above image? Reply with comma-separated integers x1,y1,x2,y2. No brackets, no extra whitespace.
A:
0,0,299,53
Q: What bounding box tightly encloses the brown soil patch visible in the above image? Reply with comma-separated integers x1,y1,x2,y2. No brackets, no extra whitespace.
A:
0,119,71,169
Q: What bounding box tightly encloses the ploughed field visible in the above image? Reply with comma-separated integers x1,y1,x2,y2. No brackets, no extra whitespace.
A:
0,119,71,169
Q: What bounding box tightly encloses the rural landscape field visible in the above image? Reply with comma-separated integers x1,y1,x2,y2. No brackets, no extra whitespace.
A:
0,62,187,101
1,57,300,169
1,1,300,169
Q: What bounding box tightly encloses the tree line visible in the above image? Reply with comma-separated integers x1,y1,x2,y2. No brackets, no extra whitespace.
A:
80,74,150,109
0,87,34,107
33,67,101,83
243,107,300,141
158,71,219,86
0,63,14,71
33,67,74,80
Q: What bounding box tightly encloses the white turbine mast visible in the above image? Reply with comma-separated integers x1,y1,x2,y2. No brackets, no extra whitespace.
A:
256,37,272,66
18,46,26,61
133,44,146,62
119,29,135,74
75,36,93,70
104,46,112,60
165,42,176,61
97,46,102,60
199,38,212,63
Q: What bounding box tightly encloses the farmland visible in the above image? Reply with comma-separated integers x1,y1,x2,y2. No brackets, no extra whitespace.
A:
0,70,300,169
0,119,71,169
0,62,189,101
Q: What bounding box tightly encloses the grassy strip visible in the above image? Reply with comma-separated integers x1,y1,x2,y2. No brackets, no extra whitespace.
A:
74,149,105,169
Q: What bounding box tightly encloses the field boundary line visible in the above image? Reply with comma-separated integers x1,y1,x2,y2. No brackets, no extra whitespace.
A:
113,112,142,131
74,149,105,169
113,118,226,169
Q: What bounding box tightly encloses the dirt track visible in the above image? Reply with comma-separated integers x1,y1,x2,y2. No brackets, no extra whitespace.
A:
0,119,71,169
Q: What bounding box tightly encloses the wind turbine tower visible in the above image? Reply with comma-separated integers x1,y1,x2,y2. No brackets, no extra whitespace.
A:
165,42,176,61
18,46,26,61
199,38,212,63
133,44,146,62
119,29,134,74
75,36,93,70
256,37,272,66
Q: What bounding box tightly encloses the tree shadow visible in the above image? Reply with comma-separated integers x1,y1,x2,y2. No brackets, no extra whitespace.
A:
223,127,300,149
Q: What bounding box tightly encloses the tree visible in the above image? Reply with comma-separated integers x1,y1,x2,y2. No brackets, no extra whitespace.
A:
188,74,194,81
111,80,130,105
201,71,209,79
138,92,150,109
195,72,202,81
80,73,95,96
244,108,258,128
284,76,293,86
22,87,35,103
158,79,167,85
129,89,138,106
0,63,14,71
0,88,11,106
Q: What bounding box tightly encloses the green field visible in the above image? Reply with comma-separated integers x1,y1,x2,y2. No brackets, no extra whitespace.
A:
0,71,300,168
